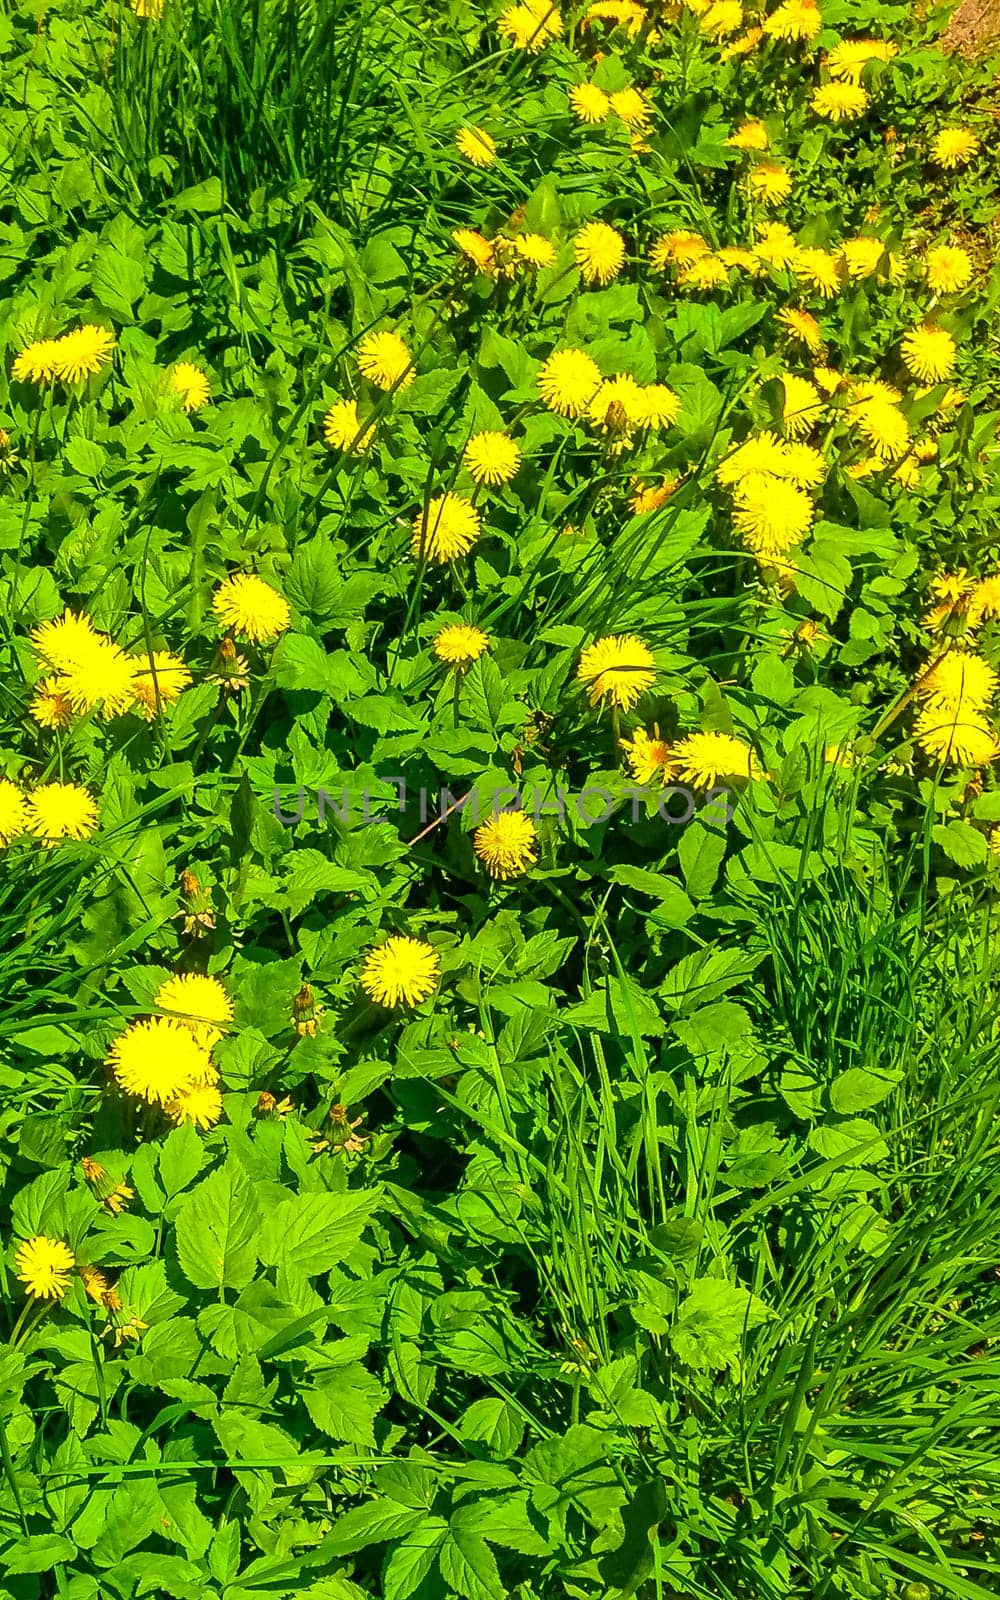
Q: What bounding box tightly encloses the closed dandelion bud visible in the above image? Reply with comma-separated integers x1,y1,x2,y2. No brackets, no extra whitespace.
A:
257,1090,277,1115
292,983,319,1036
177,869,216,936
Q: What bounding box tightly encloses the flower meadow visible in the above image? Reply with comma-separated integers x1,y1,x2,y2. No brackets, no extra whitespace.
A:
1,0,1000,1596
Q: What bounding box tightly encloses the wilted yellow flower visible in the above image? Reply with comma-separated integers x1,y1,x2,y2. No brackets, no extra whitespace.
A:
777,307,824,351
577,634,656,710
452,229,495,273
360,936,440,1007
412,493,482,563
621,726,676,785
473,810,538,878
455,126,497,167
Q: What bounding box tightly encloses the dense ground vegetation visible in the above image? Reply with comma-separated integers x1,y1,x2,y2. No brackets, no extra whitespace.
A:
1,0,1000,1596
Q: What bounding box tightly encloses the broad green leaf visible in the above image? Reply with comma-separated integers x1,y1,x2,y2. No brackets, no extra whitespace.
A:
175,1157,260,1290
259,1189,381,1275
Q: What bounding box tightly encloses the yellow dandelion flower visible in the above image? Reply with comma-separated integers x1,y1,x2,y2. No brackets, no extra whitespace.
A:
513,233,557,269
583,0,646,30
360,935,440,1008
749,163,792,205
29,676,73,730
701,0,743,36
537,347,602,417
853,399,909,461
463,431,521,486
733,474,813,558
726,119,769,151
53,325,116,383
918,651,998,713
15,1236,75,1300
722,25,762,57
716,430,791,486
577,634,656,710
913,706,998,766
570,83,611,123
452,229,495,273
839,236,885,279
780,373,823,438
165,1082,224,1130
763,0,822,43
811,82,869,120
80,1264,110,1304
650,230,709,272
779,440,828,486
672,731,761,786
473,809,538,878
12,338,64,384
970,575,1000,624
499,0,562,50
637,383,681,428
108,1016,213,1105
777,307,824,351
930,127,980,169
169,362,210,412
813,364,847,394
609,87,651,127
59,637,139,718
621,726,676,785
30,609,99,673
433,624,490,667
755,222,799,269
792,247,841,298
718,247,762,274
678,255,730,290
412,493,482,564
155,972,233,1049
25,783,98,844
629,476,679,514
212,574,291,643
357,330,414,391
901,324,956,384
574,221,626,285
130,651,191,720
0,781,27,846
924,245,973,295
323,398,374,452
824,37,897,81
131,0,164,17
455,126,497,167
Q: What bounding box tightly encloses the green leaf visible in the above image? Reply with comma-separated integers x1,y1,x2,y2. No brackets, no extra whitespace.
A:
6,1534,77,1574
932,820,988,868
829,1067,901,1115
793,542,853,621
678,818,727,900
158,1122,207,1199
609,865,694,925
670,1277,771,1371
440,1510,505,1600
303,1363,386,1445
259,1189,381,1276
563,977,664,1038
175,1157,260,1290
64,436,107,478
382,1520,449,1600
325,1500,425,1555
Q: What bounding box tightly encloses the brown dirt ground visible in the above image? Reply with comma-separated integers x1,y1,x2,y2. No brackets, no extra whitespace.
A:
941,0,1000,58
